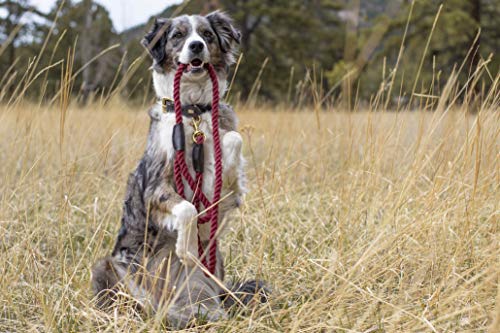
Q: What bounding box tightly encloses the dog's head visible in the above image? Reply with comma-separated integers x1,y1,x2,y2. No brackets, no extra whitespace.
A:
141,12,240,102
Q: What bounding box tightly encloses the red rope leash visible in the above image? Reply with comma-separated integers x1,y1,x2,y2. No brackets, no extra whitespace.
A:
172,63,222,275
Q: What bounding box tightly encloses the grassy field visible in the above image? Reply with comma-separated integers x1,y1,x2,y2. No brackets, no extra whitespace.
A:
0,100,498,332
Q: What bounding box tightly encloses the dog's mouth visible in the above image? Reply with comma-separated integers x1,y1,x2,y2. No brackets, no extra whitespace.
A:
184,58,205,74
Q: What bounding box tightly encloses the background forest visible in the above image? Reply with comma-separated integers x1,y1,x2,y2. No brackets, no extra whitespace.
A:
1,0,498,107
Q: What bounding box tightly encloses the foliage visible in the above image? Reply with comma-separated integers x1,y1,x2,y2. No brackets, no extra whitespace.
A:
353,0,499,103
40,0,120,102
0,0,498,105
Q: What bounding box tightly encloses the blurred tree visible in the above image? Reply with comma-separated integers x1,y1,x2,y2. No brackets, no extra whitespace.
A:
354,0,499,105
79,0,119,103
0,0,120,102
327,0,402,108
0,0,48,94
479,0,500,71
121,0,344,103
0,0,48,65
41,0,120,103
1,0,498,106
215,0,344,102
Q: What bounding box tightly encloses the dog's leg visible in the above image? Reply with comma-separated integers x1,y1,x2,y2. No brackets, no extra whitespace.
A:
146,184,199,267
221,130,246,212
168,201,199,267
167,298,226,328
166,270,227,328
222,131,243,180
91,256,125,308
92,256,157,312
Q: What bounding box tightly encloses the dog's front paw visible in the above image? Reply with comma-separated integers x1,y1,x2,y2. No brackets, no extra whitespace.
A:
176,242,198,267
172,201,198,224
223,131,243,158
172,202,199,267
222,132,243,180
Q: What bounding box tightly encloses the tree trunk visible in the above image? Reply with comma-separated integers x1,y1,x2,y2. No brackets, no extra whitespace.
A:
470,0,481,71
4,0,19,96
80,0,94,104
341,0,360,110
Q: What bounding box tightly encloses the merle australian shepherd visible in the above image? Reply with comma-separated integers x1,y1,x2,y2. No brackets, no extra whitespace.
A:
91,11,267,328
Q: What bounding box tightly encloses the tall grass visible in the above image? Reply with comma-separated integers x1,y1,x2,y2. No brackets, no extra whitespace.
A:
1,94,498,332
0,4,499,332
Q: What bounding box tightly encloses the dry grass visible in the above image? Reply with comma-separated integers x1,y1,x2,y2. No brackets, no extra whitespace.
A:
1,4,498,330
0,98,498,331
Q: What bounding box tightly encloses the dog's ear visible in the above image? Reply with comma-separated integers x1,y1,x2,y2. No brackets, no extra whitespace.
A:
206,11,241,54
141,18,171,69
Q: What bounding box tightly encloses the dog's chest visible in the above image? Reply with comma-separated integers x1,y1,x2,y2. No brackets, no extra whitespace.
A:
155,112,226,201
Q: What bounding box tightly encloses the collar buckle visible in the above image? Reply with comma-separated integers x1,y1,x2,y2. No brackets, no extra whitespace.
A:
161,97,173,113
160,97,211,116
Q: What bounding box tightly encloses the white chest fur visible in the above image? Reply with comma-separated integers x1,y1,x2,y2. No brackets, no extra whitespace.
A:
149,104,245,241
152,107,224,202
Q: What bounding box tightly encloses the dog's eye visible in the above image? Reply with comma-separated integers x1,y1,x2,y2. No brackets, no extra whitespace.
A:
173,31,183,39
203,30,213,38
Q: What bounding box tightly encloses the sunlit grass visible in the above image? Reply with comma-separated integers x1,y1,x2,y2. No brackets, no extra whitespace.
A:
0,97,498,331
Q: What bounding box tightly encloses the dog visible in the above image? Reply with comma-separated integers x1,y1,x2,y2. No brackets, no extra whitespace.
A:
91,11,266,328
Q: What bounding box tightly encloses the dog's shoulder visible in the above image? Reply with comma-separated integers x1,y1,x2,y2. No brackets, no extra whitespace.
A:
148,103,163,121
219,103,239,131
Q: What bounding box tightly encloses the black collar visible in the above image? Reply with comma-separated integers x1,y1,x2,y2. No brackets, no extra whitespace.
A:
161,98,211,118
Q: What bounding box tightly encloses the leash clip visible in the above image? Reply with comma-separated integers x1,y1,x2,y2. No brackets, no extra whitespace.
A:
191,115,206,143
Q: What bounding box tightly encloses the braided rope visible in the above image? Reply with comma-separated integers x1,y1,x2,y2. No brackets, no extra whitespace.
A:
207,65,222,273
172,63,222,274
173,64,186,198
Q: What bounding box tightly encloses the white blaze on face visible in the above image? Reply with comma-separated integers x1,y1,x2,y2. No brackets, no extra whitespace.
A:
178,16,209,64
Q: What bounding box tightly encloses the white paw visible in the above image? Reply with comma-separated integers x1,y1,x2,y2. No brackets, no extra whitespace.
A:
172,202,199,266
176,242,198,267
223,131,243,156
222,132,243,177
160,201,196,231
172,201,198,224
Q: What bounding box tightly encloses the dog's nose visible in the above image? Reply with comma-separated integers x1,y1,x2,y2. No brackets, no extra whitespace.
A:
189,41,204,54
